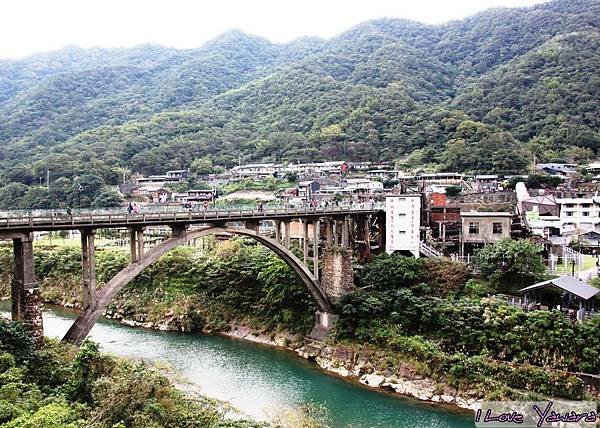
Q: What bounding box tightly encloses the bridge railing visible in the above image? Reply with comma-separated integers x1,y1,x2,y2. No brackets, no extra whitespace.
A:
0,203,386,229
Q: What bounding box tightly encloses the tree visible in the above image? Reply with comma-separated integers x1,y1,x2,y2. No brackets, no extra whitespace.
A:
473,239,546,292
0,183,28,209
91,188,124,208
357,253,425,291
22,186,53,209
72,175,105,208
190,157,214,176
445,185,462,197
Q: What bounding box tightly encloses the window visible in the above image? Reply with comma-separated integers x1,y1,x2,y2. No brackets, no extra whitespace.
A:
583,211,590,217
493,222,503,234
566,204,574,208
582,204,591,208
566,212,573,217
468,222,479,234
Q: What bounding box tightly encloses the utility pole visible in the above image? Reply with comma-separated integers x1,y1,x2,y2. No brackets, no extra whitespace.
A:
46,170,50,190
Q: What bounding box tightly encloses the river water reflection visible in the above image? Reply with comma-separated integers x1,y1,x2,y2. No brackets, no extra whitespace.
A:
2,303,473,427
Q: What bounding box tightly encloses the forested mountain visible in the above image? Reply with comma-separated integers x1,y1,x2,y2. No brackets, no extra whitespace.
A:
0,0,598,208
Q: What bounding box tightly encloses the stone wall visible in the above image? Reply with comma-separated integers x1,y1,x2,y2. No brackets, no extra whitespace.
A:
320,247,353,303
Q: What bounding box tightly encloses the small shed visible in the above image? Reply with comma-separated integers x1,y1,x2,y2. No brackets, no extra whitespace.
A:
519,275,599,320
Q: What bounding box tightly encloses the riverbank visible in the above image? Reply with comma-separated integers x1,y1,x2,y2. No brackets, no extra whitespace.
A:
3,300,475,427
1,243,592,416
81,303,480,413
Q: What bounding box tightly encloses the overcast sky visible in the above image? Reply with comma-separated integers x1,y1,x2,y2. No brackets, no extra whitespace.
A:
1,0,548,59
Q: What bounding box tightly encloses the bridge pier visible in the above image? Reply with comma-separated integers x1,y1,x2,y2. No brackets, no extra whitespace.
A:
129,227,147,263
80,229,97,311
245,220,260,233
11,233,44,348
312,220,319,279
284,221,291,248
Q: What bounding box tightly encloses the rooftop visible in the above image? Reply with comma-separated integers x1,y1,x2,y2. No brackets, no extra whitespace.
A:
460,211,513,217
519,276,600,301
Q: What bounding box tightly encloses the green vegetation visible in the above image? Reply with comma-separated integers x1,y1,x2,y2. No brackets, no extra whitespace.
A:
337,252,596,400
1,237,596,403
0,319,263,428
472,238,547,292
0,239,316,335
504,173,564,190
0,0,599,208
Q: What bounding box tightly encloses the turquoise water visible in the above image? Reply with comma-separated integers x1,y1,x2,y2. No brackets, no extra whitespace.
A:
3,303,473,427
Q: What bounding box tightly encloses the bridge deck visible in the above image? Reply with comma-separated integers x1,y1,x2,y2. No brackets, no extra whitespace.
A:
0,206,384,233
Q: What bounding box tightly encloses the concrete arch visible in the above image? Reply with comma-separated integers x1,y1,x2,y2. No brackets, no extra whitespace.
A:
63,226,333,345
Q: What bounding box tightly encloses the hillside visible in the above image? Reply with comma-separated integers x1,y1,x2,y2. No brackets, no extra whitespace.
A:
0,0,598,208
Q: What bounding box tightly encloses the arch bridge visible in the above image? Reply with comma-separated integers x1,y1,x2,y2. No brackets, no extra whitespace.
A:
0,206,385,347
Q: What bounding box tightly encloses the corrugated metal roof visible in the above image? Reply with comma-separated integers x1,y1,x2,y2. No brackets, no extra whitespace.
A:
519,275,600,300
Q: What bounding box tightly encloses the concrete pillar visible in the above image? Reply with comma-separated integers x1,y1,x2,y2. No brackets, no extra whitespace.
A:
80,229,97,311
303,220,309,266
284,221,291,249
246,220,260,233
325,219,333,248
136,228,145,262
313,220,320,279
320,247,354,303
309,311,339,342
129,228,138,263
11,233,44,348
332,220,338,246
341,217,350,249
275,220,282,243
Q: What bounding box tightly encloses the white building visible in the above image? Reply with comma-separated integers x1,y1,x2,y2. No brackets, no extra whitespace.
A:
385,195,421,257
535,163,576,176
286,161,348,176
344,178,384,194
231,163,284,178
556,197,600,234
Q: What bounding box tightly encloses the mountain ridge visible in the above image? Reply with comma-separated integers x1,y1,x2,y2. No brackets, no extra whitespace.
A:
0,0,598,208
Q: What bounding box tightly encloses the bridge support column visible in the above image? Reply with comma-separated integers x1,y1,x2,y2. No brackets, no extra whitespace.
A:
246,219,260,233
275,220,281,243
341,217,350,249
303,220,309,265
312,220,319,279
129,228,145,263
363,215,372,261
284,221,290,248
320,247,354,303
325,219,333,247
80,229,97,311
309,310,339,342
11,233,44,348
332,220,338,246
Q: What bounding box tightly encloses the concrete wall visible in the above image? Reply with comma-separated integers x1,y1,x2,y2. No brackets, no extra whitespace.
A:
321,248,353,302
461,215,512,244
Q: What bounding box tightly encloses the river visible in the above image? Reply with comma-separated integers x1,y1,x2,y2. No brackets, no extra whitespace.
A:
2,303,473,427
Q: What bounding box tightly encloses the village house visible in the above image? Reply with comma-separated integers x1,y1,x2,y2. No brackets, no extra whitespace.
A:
535,163,576,177
297,180,320,201
460,211,512,255
172,189,215,204
556,196,600,234
133,185,171,203
230,163,284,178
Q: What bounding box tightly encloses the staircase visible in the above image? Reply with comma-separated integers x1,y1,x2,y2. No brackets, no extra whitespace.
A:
419,241,444,258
